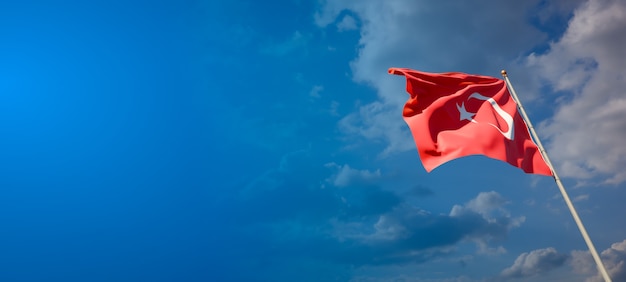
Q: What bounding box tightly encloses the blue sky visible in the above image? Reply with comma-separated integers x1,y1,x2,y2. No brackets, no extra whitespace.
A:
1,0,626,281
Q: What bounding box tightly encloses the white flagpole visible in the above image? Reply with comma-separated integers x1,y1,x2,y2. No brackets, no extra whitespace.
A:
501,70,611,282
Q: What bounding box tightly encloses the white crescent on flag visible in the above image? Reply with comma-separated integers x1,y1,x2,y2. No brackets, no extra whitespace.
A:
456,92,514,140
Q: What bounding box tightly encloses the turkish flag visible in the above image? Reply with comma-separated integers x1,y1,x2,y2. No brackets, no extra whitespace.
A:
389,68,552,176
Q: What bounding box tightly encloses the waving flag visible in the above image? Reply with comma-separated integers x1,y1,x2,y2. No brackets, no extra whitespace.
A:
389,68,552,176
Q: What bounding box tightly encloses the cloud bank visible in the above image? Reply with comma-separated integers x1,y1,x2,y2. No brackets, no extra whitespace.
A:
572,239,626,282
500,247,568,279
317,0,626,184
225,150,525,280
316,0,547,156
528,0,626,184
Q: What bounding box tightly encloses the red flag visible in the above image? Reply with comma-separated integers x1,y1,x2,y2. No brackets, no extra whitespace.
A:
389,68,552,176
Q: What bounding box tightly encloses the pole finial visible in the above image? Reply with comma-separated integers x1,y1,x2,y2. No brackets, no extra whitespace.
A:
501,70,508,77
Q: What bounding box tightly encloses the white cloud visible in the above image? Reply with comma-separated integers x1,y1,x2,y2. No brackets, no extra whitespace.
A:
329,100,340,116
332,191,523,255
573,194,590,202
533,0,586,25
309,85,324,98
571,239,626,282
348,274,473,282
317,0,626,184
325,162,381,187
261,31,311,56
336,14,357,31
337,101,415,157
571,250,597,276
456,191,510,218
316,1,547,156
449,191,525,229
527,0,626,184
368,213,410,241
449,192,525,253
500,247,568,279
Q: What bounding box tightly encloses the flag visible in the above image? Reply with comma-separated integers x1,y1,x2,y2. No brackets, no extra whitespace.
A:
389,68,552,176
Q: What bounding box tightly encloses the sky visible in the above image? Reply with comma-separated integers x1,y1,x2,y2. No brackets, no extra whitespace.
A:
1,0,626,281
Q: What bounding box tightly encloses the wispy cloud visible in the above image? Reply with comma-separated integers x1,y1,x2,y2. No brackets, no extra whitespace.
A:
325,162,381,187
261,31,311,56
309,84,324,98
573,194,590,202
336,14,357,31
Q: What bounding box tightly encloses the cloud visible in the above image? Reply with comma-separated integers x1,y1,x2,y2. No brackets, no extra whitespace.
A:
329,100,340,116
571,239,626,282
236,155,523,271
235,150,390,225
500,247,568,279
309,85,324,98
325,162,382,187
451,191,510,219
228,154,525,280
330,191,523,265
337,101,415,157
573,194,590,202
337,14,358,31
348,274,474,282
446,192,525,256
261,31,311,56
317,0,626,184
527,0,626,184
316,1,547,156
532,0,586,27
571,250,597,276
449,192,525,250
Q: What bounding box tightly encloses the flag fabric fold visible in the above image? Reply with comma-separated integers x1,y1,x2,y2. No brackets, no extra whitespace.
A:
389,67,552,176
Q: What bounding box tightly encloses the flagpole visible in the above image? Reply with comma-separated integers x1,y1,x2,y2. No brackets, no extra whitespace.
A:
501,70,611,282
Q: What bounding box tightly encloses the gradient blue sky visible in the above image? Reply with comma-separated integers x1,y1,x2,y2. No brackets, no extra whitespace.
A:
2,1,626,281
